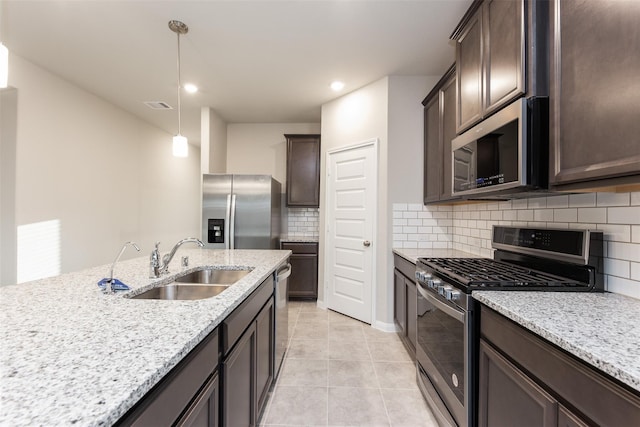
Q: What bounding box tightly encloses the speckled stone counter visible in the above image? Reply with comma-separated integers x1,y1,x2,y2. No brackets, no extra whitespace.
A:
280,236,319,243
0,249,290,426
392,248,479,264
473,291,640,393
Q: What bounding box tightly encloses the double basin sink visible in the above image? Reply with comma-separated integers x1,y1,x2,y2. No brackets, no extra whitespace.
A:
131,267,251,300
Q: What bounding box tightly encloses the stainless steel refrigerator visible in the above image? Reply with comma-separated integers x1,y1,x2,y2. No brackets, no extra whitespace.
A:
202,174,282,249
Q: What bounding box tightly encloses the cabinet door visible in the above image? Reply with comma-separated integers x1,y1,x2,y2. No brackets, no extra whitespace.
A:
285,134,321,207
255,299,274,417
440,69,458,201
175,373,219,427
549,0,640,187
423,95,441,204
478,340,557,427
393,269,407,336
456,7,483,133
288,254,318,299
483,0,525,115
558,405,589,427
405,279,417,353
223,324,256,427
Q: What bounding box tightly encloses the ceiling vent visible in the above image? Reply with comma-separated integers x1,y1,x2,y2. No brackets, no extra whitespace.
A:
144,101,173,110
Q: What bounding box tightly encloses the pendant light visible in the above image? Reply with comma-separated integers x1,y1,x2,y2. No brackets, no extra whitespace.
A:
169,20,189,157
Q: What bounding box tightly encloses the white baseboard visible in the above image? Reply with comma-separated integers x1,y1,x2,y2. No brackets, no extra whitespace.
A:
316,299,327,310
372,320,399,333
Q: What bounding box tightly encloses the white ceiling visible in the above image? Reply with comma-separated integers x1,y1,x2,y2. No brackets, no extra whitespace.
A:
2,0,472,145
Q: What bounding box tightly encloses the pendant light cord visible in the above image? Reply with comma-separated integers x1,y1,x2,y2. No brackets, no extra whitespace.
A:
176,30,182,135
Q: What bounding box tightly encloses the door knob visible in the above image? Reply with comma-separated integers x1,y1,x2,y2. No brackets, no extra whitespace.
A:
363,240,371,247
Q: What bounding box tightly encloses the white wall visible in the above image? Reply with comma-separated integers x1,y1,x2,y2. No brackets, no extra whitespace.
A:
2,54,201,284
201,107,227,174
226,123,320,186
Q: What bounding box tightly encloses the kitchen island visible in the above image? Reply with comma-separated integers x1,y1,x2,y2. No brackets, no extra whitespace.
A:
0,249,290,426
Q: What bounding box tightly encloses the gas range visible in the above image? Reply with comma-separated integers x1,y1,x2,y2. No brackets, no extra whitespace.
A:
417,225,604,296
414,226,604,427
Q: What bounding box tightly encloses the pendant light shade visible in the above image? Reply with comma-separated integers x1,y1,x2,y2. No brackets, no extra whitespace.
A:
169,20,189,157
173,134,188,157
0,42,8,88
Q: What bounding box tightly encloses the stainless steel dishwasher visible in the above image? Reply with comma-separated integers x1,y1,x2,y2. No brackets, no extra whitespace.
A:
274,262,291,377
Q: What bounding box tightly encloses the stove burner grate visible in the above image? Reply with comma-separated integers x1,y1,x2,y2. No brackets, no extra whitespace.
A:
421,258,584,288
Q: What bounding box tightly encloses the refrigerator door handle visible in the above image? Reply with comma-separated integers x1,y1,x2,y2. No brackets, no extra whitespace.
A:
230,194,237,250
225,194,231,250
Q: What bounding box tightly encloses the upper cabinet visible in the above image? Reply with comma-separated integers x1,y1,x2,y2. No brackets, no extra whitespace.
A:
452,0,545,134
285,134,321,207
423,65,460,204
549,0,640,190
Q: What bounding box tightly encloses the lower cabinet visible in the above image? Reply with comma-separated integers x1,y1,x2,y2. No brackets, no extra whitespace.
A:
221,276,275,427
117,274,277,427
176,373,220,427
479,305,640,426
281,242,318,299
115,329,220,427
393,254,417,357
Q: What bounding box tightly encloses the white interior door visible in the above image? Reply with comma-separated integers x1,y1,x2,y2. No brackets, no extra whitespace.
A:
325,140,377,324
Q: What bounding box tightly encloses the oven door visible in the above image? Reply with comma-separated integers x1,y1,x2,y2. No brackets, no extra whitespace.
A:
416,280,471,427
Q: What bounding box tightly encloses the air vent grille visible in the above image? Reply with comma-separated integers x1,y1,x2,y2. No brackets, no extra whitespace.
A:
143,101,173,110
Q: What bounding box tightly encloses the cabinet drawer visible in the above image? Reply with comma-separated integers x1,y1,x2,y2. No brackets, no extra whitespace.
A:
393,254,416,283
222,275,274,355
481,306,640,426
281,242,318,254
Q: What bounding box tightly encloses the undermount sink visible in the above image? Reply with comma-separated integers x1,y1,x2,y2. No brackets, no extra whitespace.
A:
130,267,252,300
131,283,231,300
174,268,250,285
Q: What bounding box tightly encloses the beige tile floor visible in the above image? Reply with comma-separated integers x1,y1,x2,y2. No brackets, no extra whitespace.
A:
259,301,438,426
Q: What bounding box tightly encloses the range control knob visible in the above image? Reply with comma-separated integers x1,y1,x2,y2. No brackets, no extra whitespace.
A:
433,279,444,293
441,285,453,297
449,289,462,301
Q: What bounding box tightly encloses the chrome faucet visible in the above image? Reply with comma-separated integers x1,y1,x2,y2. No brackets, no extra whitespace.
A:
149,238,204,278
105,241,141,293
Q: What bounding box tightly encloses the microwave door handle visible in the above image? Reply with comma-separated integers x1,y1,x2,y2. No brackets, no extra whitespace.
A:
418,282,465,323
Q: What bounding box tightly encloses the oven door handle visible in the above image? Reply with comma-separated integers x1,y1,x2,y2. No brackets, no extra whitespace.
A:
418,282,465,323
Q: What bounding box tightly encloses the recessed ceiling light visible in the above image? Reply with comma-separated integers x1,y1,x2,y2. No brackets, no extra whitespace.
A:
184,83,198,93
330,81,345,92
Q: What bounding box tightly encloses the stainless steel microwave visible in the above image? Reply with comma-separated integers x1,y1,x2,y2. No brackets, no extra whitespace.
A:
451,97,548,199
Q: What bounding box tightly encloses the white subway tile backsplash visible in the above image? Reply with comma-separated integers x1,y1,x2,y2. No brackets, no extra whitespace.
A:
578,208,607,224
608,242,640,263
393,190,640,299
286,207,319,239
569,193,596,207
608,206,640,225
546,194,569,208
597,192,630,207
554,208,578,223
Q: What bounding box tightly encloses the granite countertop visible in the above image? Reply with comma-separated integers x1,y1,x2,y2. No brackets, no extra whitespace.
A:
392,248,480,264
280,236,319,243
473,291,640,393
0,249,290,426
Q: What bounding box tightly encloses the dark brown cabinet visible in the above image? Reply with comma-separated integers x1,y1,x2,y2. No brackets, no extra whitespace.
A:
479,341,557,427
285,134,321,207
222,277,275,427
549,0,640,190
281,242,318,299
176,373,219,427
116,330,220,427
393,254,417,357
423,65,459,204
452,0,541,133
479,305,640,427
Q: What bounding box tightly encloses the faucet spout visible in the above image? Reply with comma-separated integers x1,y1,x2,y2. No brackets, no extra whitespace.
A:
105,241,141,293
152,237,204,277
